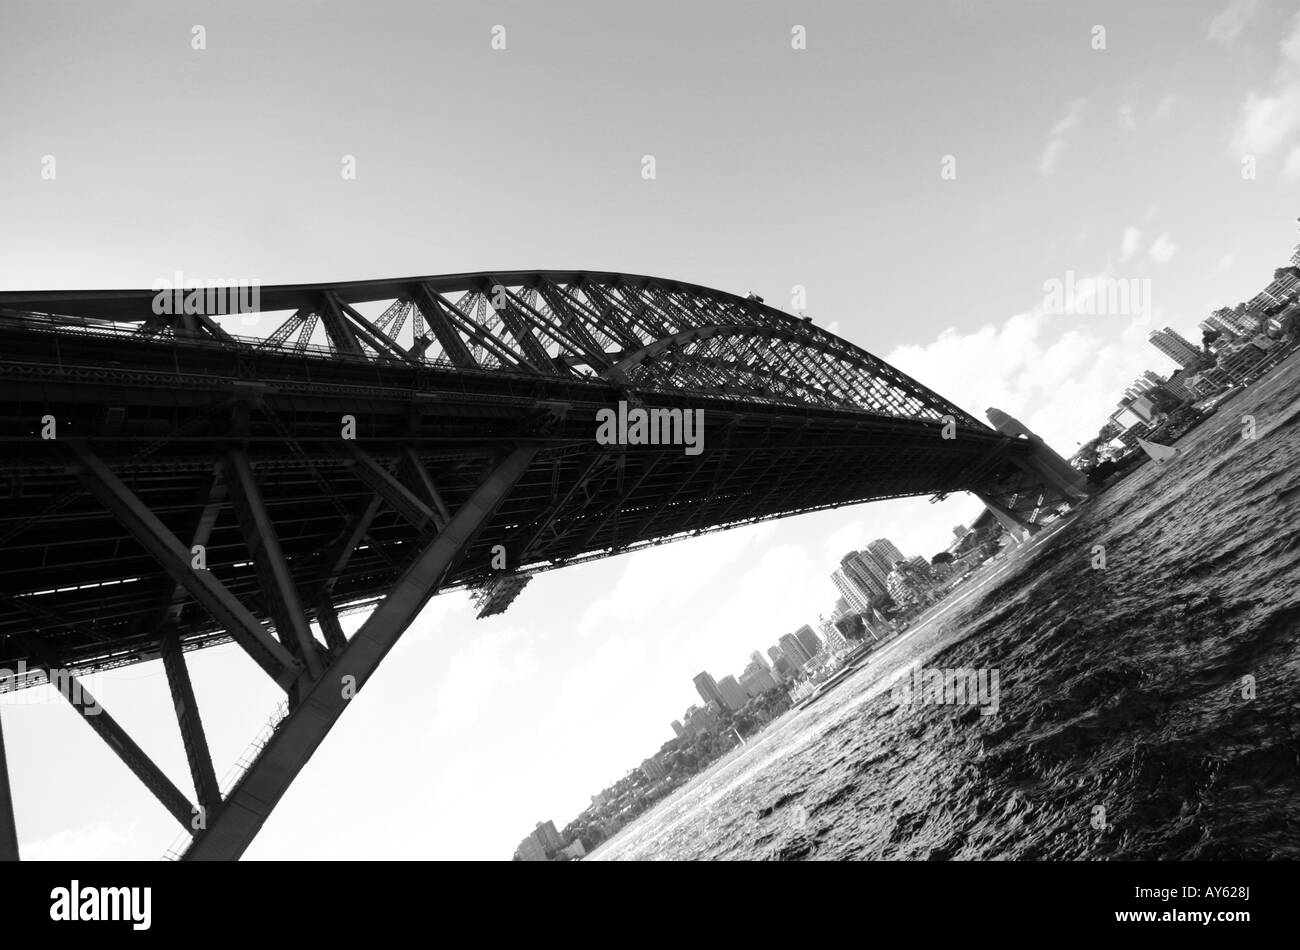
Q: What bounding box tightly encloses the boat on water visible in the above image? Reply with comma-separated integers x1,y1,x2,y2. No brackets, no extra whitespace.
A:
1137,437,1179,463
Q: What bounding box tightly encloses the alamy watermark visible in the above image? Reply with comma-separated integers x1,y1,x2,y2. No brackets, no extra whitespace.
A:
1042,271,1150,318
0,661,102,714
595,401,704,456
892,661,999,716
150,271,261,324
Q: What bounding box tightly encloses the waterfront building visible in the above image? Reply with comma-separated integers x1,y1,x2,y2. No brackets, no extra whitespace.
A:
693,671,725,709
1148,327,1204,369
794,624,823,659
769,651,797,682
842,550,889,599
778,632,812,667
832,567,874,614
717,675,748,711
740,665,778,697
866,539,905,576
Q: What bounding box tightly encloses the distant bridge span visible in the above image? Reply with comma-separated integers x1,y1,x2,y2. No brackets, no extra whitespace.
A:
0,271,1080,859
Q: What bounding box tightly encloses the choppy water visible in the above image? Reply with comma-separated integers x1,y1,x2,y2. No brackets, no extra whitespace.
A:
591,359,1300,860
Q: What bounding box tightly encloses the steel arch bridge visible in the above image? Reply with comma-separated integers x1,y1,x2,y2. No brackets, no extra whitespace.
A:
0,270,1077,860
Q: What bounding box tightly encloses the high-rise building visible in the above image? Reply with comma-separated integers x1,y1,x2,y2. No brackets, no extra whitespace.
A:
952,524,968,540
640,756,667,781
820,618,848,653
671,720,686,739
794,624,822,659
535,820,562,852
693,671,725,709
749,650,771,672
778,632,812,667
1148,327,1204,369
685,702,720,734
717,675,748,710
740,665,778,697
842,550,888,599
866,539,905,575
767,645,784,666
832,568,873,614
770,652,797,681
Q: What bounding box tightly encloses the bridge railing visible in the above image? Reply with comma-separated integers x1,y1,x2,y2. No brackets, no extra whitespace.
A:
161,698,291,861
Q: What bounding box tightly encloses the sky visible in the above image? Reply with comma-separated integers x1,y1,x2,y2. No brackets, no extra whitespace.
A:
1,0,1298,860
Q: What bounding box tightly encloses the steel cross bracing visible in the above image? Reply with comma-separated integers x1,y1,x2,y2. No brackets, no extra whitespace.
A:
0,271,1058,860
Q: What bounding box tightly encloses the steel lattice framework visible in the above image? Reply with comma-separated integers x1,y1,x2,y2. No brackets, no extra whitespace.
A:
0,270,1063,861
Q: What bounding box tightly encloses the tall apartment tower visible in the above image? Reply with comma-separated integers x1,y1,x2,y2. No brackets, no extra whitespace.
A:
1148,328,1204,369
793,624,823,659
693,671,725,709
832,569,872,615
716,675,748,711
866,538,905,574
778,632,812,667
842,550,888,599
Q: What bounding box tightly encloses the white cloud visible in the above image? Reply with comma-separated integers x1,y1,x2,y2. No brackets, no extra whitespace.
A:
1218,253,1236,269
429,624,541,733
22,821,139,860
1040,99,1087,177
1283,145,1300,181
576,525,769,636
886,276,1166,453
1230,11,1300,157
1152,94,1178,121
1120,227,1142,262
1118,104,1137,131
1148,232,1178,263
1206,0,1259,45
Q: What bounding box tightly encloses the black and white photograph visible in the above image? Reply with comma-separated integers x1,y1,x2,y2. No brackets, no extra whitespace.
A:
0,0,1295,933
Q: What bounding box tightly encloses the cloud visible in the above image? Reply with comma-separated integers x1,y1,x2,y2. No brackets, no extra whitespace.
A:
429,624,541,733
1152,94,1178,121
22,821,139,860
1206,0,1259,45
576,525,769,636
1148,232,1178,263
1283,145,1300,181
1120,227,1142,262
1218,253,1236,269
885,265,1167,453
1040,99,1087,177
1230,11,1300,157
1118,104,1137,131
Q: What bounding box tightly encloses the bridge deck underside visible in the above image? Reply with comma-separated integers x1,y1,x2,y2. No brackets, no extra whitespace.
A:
0,322,1030,679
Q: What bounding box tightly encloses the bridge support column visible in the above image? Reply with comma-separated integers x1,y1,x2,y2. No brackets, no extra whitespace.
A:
160,628,223,821
973,491,1037,543
0,709,19,861
181,445,539,860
